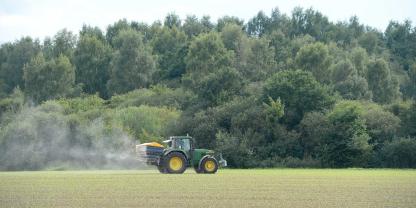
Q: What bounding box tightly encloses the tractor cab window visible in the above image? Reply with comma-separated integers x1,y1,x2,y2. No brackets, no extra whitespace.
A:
163,140,172,148
175,139,191,152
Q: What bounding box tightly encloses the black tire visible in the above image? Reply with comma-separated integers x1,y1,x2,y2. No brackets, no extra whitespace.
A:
200,157,219,174
157,158,166,173
194,166,203,174
157,164,167,174
164,152,187,174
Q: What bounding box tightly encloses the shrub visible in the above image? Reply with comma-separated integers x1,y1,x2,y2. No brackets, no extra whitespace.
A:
380,138,416,168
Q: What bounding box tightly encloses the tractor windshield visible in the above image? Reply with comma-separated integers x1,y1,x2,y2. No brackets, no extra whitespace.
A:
175,139,191,152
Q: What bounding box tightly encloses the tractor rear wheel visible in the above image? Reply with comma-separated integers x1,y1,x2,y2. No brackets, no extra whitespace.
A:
157,164,167,173
164,152,187,174
157,158,167,173
200,157,219,174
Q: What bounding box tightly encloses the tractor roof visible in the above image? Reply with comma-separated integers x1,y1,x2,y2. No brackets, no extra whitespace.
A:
162,135,193,143
169,135,192,139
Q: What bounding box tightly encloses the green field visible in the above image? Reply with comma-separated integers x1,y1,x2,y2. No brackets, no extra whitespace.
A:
1,169,415,208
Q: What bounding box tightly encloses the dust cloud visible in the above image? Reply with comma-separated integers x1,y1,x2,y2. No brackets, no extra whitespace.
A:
0,103,145,171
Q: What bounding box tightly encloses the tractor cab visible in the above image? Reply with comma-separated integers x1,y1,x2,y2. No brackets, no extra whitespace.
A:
163,136,194,159
163,136,193,152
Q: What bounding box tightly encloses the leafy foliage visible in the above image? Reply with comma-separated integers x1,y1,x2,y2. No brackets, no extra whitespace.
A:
74,33,112,98
23,53,77,103
107,29,157,95
263,70,334,127
1,7,416,169
321,101,372,167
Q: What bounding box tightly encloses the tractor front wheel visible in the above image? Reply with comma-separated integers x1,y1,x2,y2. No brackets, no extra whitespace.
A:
194,166,203,174
164,152,187,174
200,157,219,174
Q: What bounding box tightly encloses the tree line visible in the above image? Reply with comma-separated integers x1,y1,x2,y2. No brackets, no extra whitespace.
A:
0,7,416,170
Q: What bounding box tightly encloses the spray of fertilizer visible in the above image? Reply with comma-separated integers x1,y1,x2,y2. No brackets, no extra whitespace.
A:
0,102,146,171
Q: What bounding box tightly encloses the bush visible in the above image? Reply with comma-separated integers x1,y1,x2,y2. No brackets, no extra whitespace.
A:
380,138,416,168
109,85,195,109
112,105,180,143
57,94,105,114
282,157,321,168
321,101,372,167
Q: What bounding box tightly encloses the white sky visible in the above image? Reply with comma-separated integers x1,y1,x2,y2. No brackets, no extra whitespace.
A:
0,0,415,43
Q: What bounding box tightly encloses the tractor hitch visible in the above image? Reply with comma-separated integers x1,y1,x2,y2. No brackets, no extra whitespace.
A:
218,153,227,167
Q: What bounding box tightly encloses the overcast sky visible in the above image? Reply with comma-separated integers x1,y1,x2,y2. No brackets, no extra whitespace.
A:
1,0,415,43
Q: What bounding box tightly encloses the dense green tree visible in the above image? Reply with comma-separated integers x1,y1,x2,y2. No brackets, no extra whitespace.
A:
220,24,246,52
41,37,54,59
79,25,105,41
183,32,236,104
215,130,256,168
217,16,245,31
385,20,416,70
0,37,41,93
400,102,416,137
367,58,400,103
299,112,331,158
387,101,416,137
151,27,187,81
267,8,291,35
290,7,330,40
106,19,132,46
220,24,250,75
23,54,76,103
197,67,241,105
267,31,291,70
73,34,112,98
358,31,380,54
164,13,181,28
295,42,331,83
201,16,214,32
334,75,372,100
380,138,416,168
289,35,316,58
179,97,262,150
263,70,334,127
263,97,285,123
244,38,277,81
349,47,369,77
322,102,372,167
330,59,372,100
403,63,416,99
362,104,400,149
246,11,270,37
51,29,77,59
347,16,365,38
221,24,276,81
331,59,356,83
182,15,211,37
107,29,157,95
130,22,153,43
184,32,234,77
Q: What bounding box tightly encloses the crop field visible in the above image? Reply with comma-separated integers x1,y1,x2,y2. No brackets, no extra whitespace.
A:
0,169,415,208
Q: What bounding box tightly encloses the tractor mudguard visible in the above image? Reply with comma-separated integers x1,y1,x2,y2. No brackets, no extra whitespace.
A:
164,150,187,161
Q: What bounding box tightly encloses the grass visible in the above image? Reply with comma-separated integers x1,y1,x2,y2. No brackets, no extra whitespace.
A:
0,169,415,208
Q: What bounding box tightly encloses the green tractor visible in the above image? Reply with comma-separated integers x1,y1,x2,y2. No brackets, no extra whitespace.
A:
136,135,227,174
